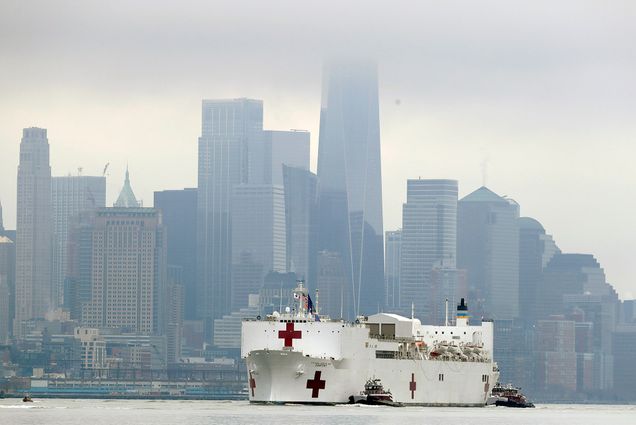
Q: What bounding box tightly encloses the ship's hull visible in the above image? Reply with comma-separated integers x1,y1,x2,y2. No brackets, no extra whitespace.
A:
246,349,497,406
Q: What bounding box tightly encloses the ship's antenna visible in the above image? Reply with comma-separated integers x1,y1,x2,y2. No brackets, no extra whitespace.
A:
340,285,344,319
315,289,320,316
445,298,449,326
279,280,283,313
411,302,414,320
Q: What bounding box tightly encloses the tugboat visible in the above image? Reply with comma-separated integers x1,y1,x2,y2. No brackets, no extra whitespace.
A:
488,383,534,408
349,379,403,407
22,394,33,403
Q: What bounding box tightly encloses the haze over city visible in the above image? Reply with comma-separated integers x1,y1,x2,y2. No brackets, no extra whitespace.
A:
2,0,636,408
1,1,634,297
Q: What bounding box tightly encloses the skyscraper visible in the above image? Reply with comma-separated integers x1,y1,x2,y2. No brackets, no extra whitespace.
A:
52,175,106,308
197,98,263,336
230,184,286,310
384,230,402,310
458,186,520,320
399,179,458,320
82,171,166,335
250,130,310,186
0,234,15,343
282,165,317,285
154,188,197,319
65,211,95,319
518,217,559,322
316,61,384,318
14,127,52,337
0,200,16,242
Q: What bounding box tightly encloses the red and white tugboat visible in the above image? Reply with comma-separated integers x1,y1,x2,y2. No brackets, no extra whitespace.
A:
488,383,535,408
349,378,403,407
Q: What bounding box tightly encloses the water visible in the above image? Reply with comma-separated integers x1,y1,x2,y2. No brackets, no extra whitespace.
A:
1,399,634,425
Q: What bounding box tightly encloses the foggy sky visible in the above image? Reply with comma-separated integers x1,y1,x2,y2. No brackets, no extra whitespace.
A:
1,0,635,297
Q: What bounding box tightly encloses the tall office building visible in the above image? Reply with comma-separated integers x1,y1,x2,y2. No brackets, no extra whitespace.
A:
82,172,166,335
250,130,310,185
166,265,184,364
154,188,197,319
316,61,384,318
14,127,52,337
0,235,15,343
458,187,520,320
384,230,402,310
0,200,17,241
399,179,458,320
518,217,559,322
66,211,95,319
52,175,106,308
612,325,636,401
197,99,263,337
536,254,610,320
316,250,348,319
282,165,317,286
230,184,286,310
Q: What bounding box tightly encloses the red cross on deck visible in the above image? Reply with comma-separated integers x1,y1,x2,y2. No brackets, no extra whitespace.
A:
306,370,326,398
278,322,302,348
409,373,417,399
249,371,256,396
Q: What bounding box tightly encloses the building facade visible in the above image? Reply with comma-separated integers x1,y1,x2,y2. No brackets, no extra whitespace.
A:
15,127,52,337
316,61,384,318
250,130,310,186
399,179,458,321
82,173,166,335
282,165,317,286
518,217,559,323
197,98,263,336
0,235,15,343
154,188,197,319
230,184,286,310
384,230,402,310
458,186,520,320
52,175,106,309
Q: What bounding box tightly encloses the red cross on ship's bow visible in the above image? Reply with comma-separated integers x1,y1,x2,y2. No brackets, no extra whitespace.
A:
249,371,256,396
306,370,326,398
409,373,417,399
278,322,302,348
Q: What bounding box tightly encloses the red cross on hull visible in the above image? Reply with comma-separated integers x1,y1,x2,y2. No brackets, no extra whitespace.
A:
278,322,302,348
249,371,256,396
306,370,326,398
409,373,417,399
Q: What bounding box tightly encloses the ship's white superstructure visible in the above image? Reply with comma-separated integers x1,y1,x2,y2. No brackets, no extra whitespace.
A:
241,284,499,406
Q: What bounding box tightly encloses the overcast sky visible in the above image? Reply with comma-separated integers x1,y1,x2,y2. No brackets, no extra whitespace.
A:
1,0,635,297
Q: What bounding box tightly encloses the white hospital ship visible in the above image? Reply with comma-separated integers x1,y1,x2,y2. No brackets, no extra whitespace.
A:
241,283,499,406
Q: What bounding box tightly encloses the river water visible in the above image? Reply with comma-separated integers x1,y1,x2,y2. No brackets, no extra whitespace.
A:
1,399,634,425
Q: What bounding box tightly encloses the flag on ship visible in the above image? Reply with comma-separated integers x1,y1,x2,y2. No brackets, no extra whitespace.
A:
307,295,315,313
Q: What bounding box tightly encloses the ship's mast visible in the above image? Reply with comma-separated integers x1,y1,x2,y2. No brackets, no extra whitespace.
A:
445,298,449,326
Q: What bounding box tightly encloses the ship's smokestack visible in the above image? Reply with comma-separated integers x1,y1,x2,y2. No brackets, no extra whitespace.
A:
456,298,469,326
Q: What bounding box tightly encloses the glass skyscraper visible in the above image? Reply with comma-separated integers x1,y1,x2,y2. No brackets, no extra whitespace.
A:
197,98,263,338
316,61,384,318
458,186,520,320
52,175,106,309
399,179,458,321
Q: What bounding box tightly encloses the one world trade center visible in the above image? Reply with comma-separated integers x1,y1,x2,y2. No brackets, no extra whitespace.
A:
316,61,384,318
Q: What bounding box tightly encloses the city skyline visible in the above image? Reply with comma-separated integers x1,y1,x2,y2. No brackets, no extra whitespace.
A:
1,2,635,301
1,2,635,404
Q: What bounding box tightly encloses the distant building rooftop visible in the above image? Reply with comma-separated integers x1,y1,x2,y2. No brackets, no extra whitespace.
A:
460,186,506,203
